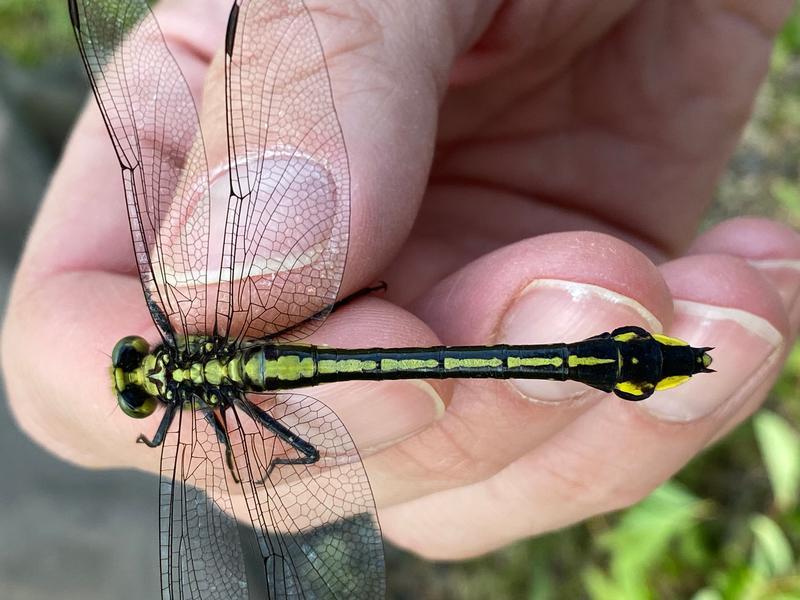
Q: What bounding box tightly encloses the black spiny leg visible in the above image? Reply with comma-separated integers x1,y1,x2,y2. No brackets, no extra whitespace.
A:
237,399,320,483
204,410,240,483
145,292,176,348
137,403,178,447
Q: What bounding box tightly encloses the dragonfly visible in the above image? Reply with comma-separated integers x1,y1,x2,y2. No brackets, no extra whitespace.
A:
68,0,715,597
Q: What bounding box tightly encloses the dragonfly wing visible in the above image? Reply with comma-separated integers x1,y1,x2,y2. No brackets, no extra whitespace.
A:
68,0,211,349
159,406,250,600
227,393,385,599
218,0,350,344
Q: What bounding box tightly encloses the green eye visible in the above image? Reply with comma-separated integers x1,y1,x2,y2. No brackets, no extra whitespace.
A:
112,336,150,370
116,386,158,419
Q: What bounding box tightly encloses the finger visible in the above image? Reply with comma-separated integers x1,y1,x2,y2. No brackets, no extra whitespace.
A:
379,252,789,559
435,1,794,256
690,217,800,332
183,0,506,292
688,217,800,440
364,231,681,507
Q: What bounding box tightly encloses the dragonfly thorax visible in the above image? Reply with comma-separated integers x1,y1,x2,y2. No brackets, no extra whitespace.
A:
111,335,250,418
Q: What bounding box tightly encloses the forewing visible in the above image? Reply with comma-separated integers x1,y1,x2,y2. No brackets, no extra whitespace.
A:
159,406,249,599
217,0,350,344
227,393,385,599
69,0,211,349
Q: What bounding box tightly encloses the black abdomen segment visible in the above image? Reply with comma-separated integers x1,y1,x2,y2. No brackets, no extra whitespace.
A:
243,327,713,401
312,344,574,382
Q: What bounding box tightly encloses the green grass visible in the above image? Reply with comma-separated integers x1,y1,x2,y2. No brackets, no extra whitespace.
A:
2,2,800,599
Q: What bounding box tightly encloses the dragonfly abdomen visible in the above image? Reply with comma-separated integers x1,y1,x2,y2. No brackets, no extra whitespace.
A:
241,327,713,401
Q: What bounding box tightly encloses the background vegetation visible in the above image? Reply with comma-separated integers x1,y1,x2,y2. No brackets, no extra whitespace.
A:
1,0,799,598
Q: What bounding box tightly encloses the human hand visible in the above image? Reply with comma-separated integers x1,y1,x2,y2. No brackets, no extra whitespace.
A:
2,0,799,562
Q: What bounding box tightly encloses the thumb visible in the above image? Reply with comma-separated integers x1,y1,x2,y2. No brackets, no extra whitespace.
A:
33,0,505,284
190,0,505,289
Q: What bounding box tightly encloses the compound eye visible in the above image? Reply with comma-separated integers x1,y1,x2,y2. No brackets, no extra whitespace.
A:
117,386,158,419
112,336,150,370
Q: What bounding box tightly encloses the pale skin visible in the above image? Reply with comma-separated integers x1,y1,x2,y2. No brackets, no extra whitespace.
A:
3,0,800,562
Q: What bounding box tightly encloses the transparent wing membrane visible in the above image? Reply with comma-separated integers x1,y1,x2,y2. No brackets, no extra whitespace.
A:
219,0,350,343
69,0,211,351
229,393,384,599
159,407,249,599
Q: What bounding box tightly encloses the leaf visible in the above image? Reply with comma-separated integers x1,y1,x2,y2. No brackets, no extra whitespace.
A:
584,482,708,598
775,4,800,68
749,514,794,577
770,179,800,219
583,567,642,600
527,557,552,600
753,410,800,512
598,482,708,570
710,564,764,600
690,588,723,600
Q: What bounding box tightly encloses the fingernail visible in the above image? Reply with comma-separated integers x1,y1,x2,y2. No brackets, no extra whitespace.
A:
159,152,337,286
323,380,445,454
498,279,661,403
750,258,800,328
640,301,784,422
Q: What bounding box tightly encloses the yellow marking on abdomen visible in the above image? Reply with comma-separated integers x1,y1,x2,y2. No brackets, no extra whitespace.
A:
443,357,502,370
615,381,653,397
613,331,638,342
380,358,439,372
318,359,378,374
655,375,690,391
507,356,563,368
653,333,689,346
568,355,617,367
266,355,315,381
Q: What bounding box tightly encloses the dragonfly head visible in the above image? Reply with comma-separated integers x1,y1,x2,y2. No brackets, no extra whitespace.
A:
111,336,159,419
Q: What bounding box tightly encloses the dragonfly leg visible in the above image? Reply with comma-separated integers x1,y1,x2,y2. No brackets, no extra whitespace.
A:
237,399,320,483
144,293,176,348
330,281,387,313
137,403,178,447
204,410,241,484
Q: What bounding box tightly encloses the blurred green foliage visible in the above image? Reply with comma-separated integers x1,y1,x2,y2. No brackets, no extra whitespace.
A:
0,0,155,65
2,1,800,599
0,0,75,65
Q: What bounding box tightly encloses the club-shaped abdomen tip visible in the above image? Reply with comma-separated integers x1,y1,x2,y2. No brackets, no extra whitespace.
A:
699,347,714,373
